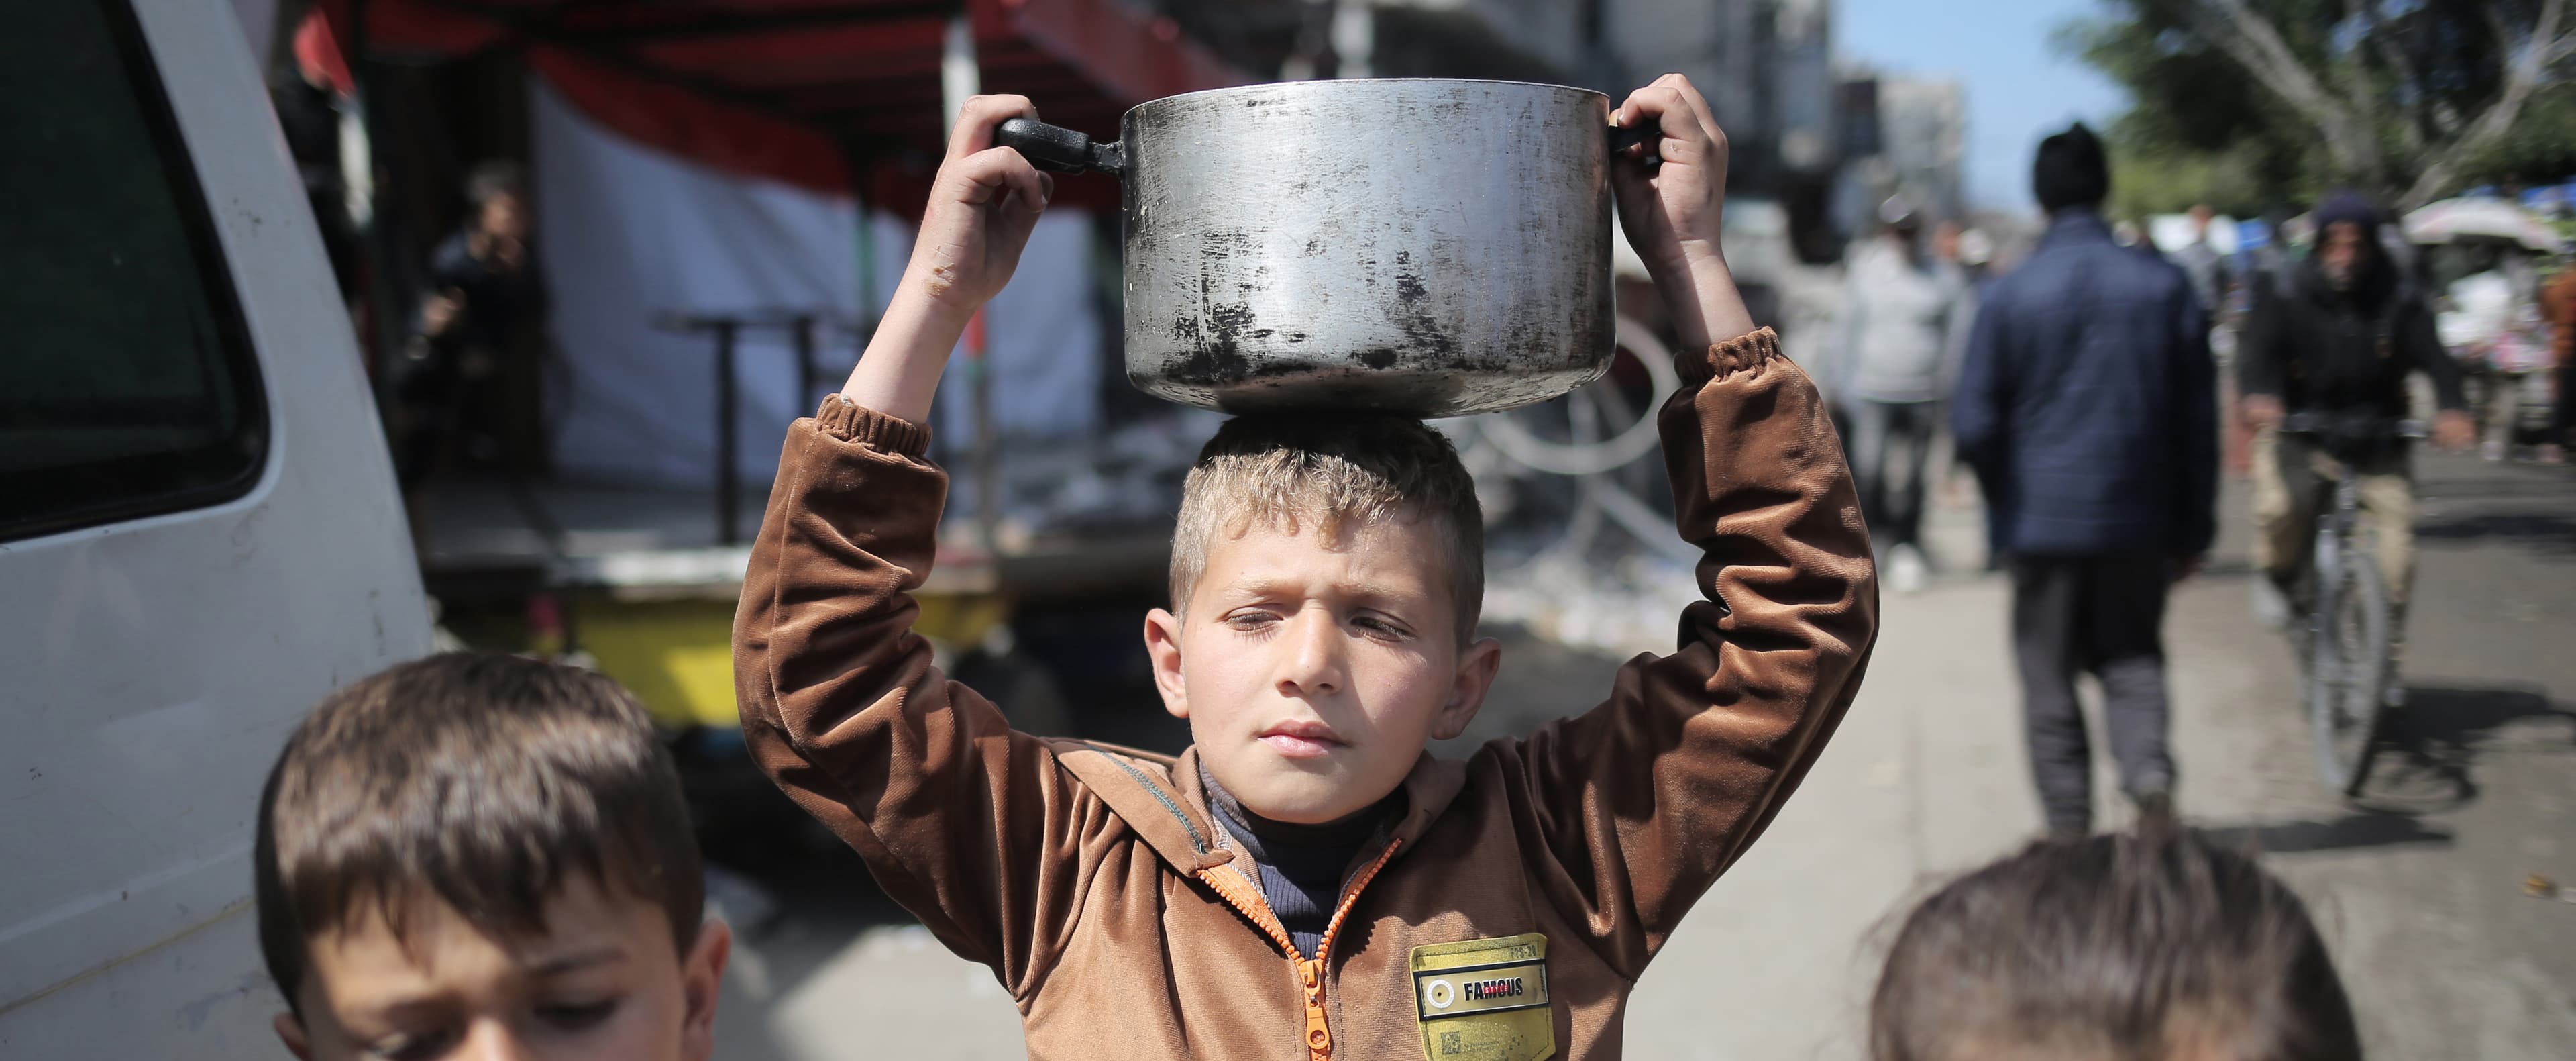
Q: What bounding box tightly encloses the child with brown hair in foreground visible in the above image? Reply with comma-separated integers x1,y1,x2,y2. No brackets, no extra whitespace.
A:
734,74,1876,1060
256,652,730,1061
1873,825,2363,1061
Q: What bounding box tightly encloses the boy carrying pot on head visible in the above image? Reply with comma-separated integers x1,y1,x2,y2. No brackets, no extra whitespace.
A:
733,76,1876,1060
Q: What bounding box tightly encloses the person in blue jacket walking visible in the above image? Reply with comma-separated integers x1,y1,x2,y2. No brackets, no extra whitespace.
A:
1952,123,2218,837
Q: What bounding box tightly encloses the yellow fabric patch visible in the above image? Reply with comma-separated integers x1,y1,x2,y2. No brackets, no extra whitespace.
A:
1409,933,1554,1061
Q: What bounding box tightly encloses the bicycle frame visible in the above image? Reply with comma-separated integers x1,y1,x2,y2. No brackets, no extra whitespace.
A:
2308,475,2365,660
2284,413,2420,603
2279,411,2418,795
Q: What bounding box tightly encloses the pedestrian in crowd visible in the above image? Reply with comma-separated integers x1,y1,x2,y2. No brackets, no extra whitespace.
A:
255,653,731,1060
1929,220,1987,515
2251,209,2298,283
1931,219,1964,274
1835,198,1972,593
1929,221,1980,367
2542,254,2576,464
2172,203,2232,326
2239,192,2473,674
2173,204,2253,475
1870,823,2361,1061
1953,122,2217,837
396,160,549,494
1933,219,1988,288
1951,223,1999,287
2438,238,2547,460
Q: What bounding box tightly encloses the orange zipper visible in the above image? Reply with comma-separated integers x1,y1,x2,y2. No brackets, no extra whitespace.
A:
1197,838,1403,1061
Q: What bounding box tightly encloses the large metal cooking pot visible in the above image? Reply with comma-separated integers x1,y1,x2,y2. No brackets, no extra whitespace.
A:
998,79,1654,417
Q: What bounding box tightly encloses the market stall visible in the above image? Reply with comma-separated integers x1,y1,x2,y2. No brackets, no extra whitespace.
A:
307,0,1247,730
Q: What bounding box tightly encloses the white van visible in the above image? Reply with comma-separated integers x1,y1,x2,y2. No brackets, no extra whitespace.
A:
0,0,432,1054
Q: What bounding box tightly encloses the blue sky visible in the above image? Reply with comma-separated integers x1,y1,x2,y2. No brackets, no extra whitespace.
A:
1837,0,2133,211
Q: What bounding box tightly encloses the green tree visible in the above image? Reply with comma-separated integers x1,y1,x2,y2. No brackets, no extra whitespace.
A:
2065,0,2576,211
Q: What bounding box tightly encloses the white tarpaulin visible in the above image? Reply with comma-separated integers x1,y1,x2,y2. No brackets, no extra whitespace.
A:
532,80,1102,489
2404,197,2567,252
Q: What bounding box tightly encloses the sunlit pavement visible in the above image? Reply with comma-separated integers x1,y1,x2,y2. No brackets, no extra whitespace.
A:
714,453,2576,1060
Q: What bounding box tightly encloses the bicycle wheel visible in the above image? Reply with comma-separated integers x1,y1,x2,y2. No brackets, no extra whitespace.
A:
2308,542,2392,795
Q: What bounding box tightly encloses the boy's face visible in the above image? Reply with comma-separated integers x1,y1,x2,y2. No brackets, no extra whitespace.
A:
1146,513,1501,825
276,875,729,1061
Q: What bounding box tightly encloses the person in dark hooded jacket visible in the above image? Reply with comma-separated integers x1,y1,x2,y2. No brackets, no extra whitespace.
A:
1953,123,2216,837
2237,192,2473,671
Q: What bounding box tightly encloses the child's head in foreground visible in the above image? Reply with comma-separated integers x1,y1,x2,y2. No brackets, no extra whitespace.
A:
256,652,728,1061
1872,825,2361,1061
1146,413,1502,825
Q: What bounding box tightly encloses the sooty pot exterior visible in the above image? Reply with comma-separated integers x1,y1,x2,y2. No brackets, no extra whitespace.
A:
1115,79,1618,417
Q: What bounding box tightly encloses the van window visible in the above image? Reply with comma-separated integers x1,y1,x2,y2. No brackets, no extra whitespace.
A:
0,0,268,542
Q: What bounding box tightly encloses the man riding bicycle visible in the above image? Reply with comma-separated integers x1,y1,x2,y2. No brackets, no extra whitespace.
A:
2239,193,2474,679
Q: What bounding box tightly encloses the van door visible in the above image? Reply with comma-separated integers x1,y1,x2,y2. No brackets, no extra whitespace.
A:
0,0,431,1054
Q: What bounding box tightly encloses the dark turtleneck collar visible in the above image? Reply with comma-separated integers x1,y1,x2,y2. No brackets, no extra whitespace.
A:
1198,762,1403,958
1199,762,1400,851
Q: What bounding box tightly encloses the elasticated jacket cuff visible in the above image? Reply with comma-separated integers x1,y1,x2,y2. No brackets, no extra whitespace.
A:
1678,326,1780,387
814,394,933,456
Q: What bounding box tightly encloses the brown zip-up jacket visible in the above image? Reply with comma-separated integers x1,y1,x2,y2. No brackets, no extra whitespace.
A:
735,327,1877,1060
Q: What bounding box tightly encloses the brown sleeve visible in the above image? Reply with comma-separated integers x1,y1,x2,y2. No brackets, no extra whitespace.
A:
1493,327,1878,978
732,397,1112,997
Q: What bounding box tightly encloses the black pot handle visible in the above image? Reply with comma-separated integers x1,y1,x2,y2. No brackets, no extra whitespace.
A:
996,118,1128,176
1609,121,1662,164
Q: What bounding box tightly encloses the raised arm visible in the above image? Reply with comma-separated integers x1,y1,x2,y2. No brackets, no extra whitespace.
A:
1498,326,1876,976
1502,75,1877,977
733,96,1099,995
839,95,1053,419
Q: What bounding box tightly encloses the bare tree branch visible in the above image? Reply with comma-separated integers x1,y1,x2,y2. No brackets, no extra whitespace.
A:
2402,0,2572,207
2365,0,2411,77
2351,0,2428,156
2338,0,2381,118
2192,0,2387,181
2548,26,2576,65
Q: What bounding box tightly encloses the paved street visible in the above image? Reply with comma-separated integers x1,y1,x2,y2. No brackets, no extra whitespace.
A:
711,452,2576,1060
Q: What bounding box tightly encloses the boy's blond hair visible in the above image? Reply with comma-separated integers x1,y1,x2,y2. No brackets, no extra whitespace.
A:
1171,415,1484,644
